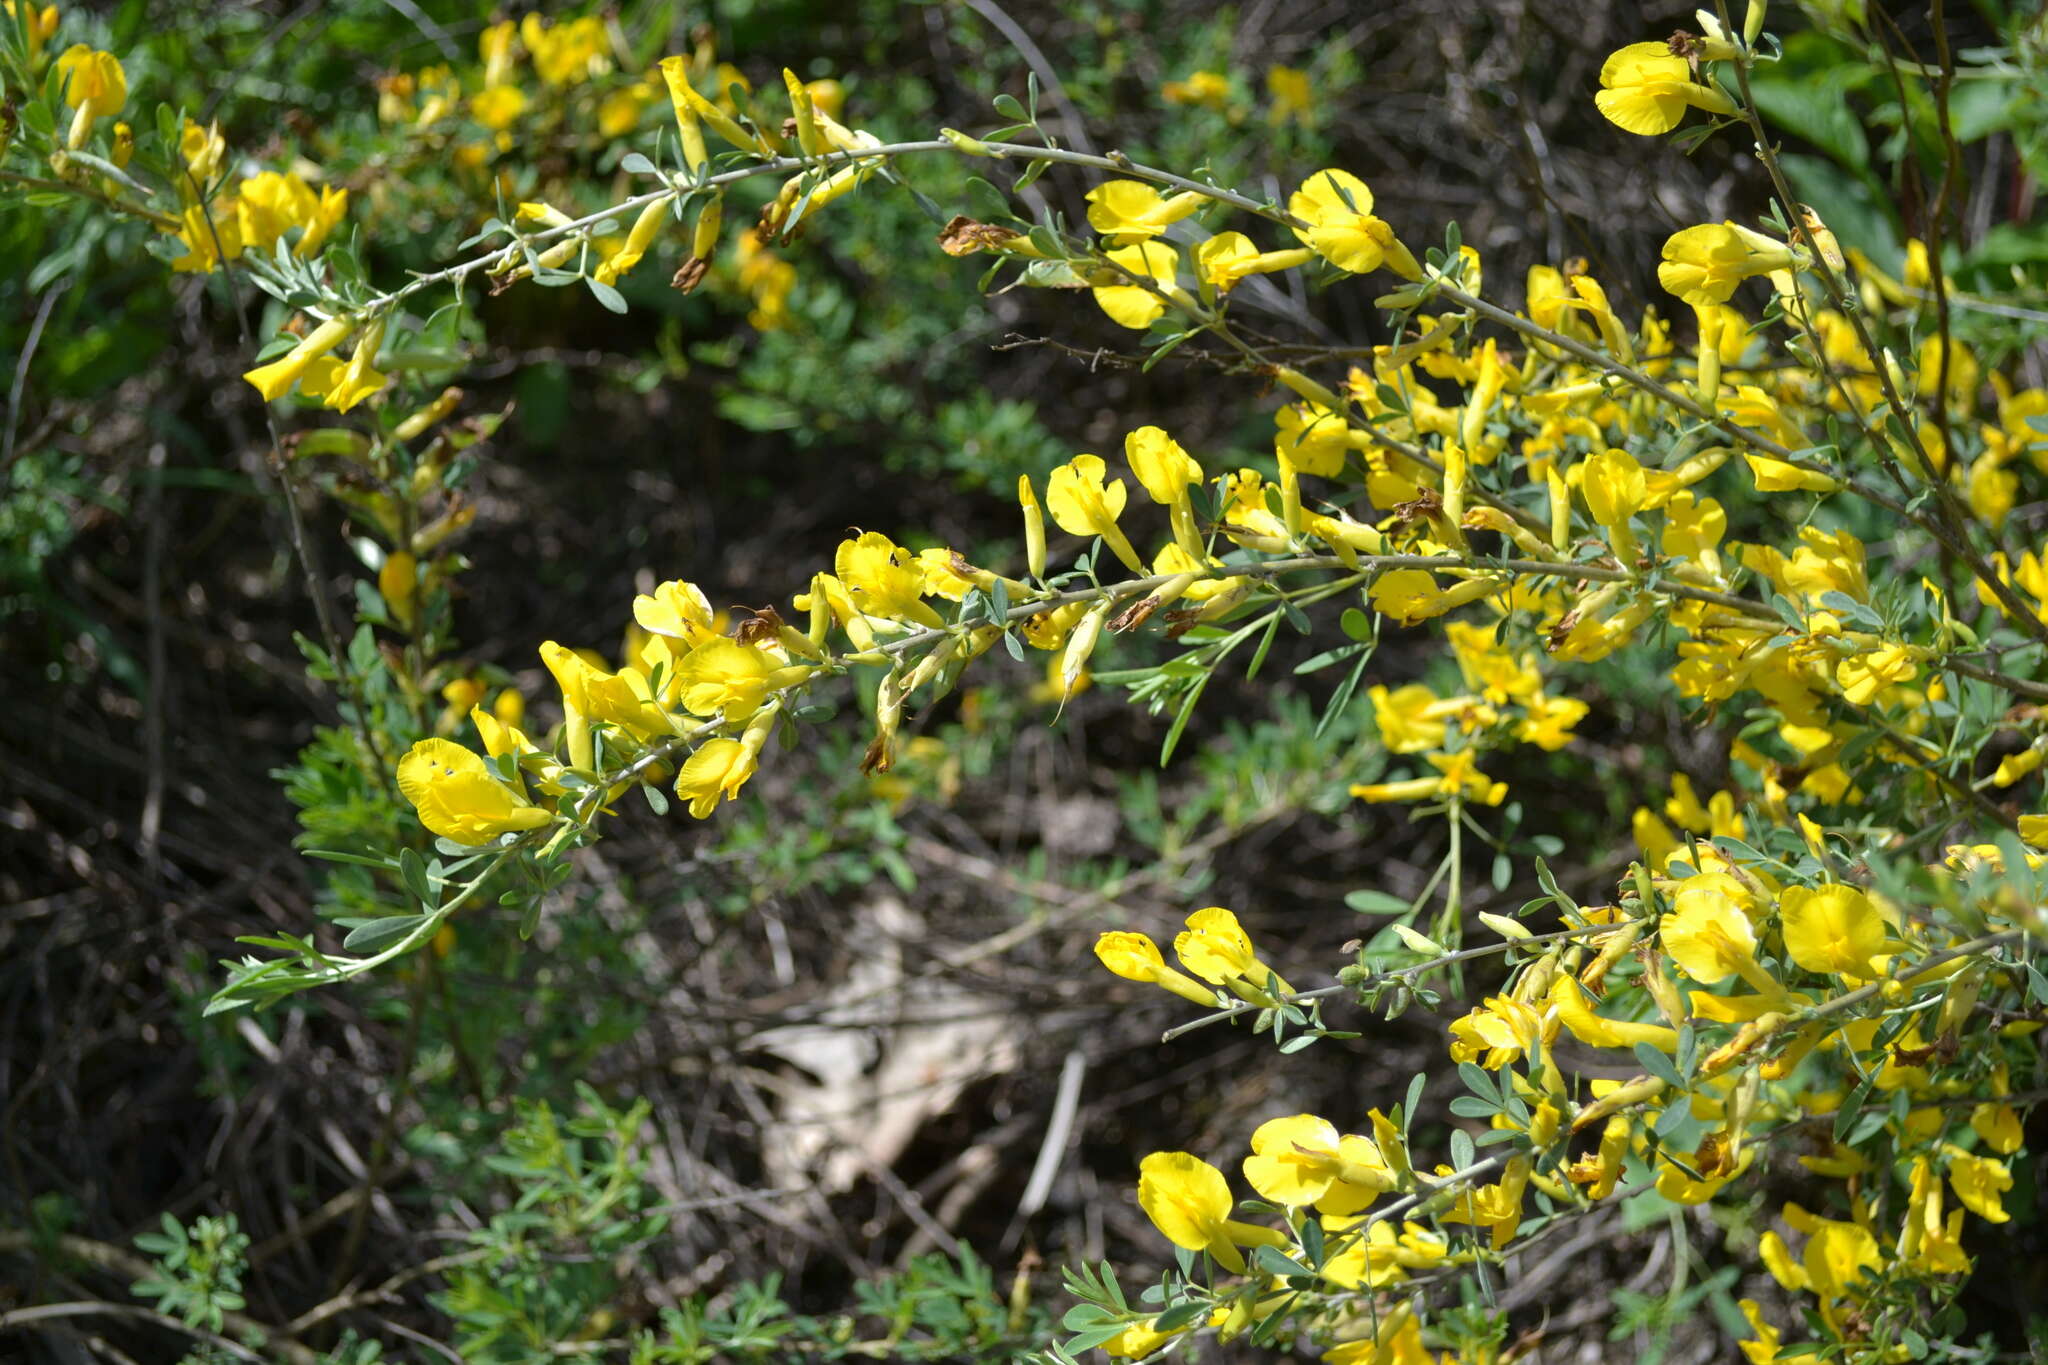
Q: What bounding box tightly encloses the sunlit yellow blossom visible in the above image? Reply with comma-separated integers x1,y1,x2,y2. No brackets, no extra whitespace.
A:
541,640,682,742
56,45,126,148
1368,684,1451,754
1659,223,1796,307
1661,876,1763,986
1045,454,1145,573
1174,906,1293,997
674,737,755,818
832,531,943,627
1094,931,1217,1007
1195,231,1313,293
1517,694,1588,751
1135,1151,1287,1274
1779,883,1884,977
470,84,528,131
670,637,810,721
1092,240,1182,330
1242,1114,1394,1214
633,580,721,648
520,13,609,87
1594,41,1736,135
1835,644,1917,705
1267,64,1312,125
1549,976,1678,1052
299,319,388,414
243,316,357,402
1161,70,1231,108
1289,169,1419,279
1084,180,1207,246
397,738,551,845
1943,1146,2012,1223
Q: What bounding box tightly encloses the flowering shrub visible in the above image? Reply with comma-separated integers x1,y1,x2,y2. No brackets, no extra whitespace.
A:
6,0,2045,1361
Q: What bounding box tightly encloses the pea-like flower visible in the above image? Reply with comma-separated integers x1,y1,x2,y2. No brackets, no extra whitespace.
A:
1241,1114,1395,1214
1092,241,1183,331
1288,169,1419,279
1779,884,1885,978
1045,454,1146,573
1094,931,1216,1007
56,45,127,148
397,738,552,846
1135,1151,1287,1273
1659,223,1797,307
1084,180,1208,246
1593,41,1736,136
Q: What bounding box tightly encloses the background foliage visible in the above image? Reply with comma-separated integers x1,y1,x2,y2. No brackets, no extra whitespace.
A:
4,1,2044,1362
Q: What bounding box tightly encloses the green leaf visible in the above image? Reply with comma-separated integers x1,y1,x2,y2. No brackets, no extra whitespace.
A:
1345,889,1409,915
586,277,629,314
398,847,432,906
1634,1042,1684,1089
341,914,428,954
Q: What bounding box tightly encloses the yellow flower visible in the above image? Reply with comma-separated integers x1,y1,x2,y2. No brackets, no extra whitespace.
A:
1092,240,1181,330
1161,70,1231,108
243,316,357,402
4,3,57,63
1943,1145,2012,1223
1368,570,1498,626
1593,41,1736,136
1124,425,1207,560
1579,448,1647,528
1101,1317,1187,1361
470,84,528,131
1289,169,1419,279
1045,453,1145,573
1094,931,1216,1007
1135,1151,1286,1273
1781,1201,1881,1302
598,81,652,138
1549,976,1678,1052
396,738,551,845
1368,684,1450,754
1194,231,1313,293
1659,222,1796,307
1660,875,1764,986
1517,694,1588,751
633,580,721,648
1174,906,1293,997
670,638,810,721
594,198,667,287
1241,1114,1395,1214
835,530,944,627
299,318,387,414
673,737,756,818
1743,453,1841,494
1084,180,1207,246
1779,884,1884,977
1273,400,1351,479
1971,1102,2023,1154
55,45,127,148
1447,995,1555,1069
520,13,609,87
541,640,682,741
1267,64,1312,126
1834,644,1917,705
